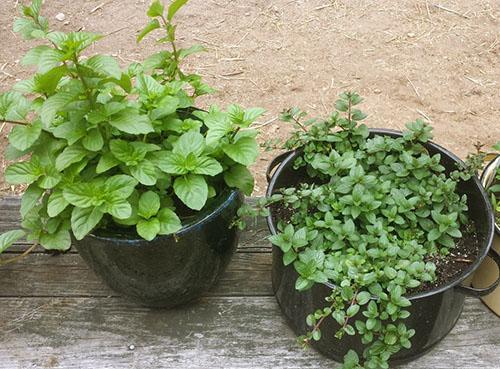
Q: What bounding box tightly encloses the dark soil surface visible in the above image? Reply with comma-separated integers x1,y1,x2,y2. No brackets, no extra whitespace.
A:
269,196,482,297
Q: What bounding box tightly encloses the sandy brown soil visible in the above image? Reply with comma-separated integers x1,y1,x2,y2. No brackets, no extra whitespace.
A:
0,0,499,195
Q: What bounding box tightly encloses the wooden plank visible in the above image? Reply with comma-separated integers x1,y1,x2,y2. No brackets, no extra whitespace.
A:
0,252,272,297
0,297,497,369
0,196,272,253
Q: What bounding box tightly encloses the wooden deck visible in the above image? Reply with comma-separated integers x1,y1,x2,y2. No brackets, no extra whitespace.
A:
0,196,498,369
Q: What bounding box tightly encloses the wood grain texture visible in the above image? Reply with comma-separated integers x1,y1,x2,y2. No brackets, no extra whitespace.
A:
0,195,499,369
0,253,272,297
0,297,498,369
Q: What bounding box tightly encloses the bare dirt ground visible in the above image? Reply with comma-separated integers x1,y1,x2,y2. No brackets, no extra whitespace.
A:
0,0,499,195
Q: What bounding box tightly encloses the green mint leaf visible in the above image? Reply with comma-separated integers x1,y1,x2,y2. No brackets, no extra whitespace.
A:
20,184,44,217
40,228,71,251
84,55,121,79
130,160,158,185
222,136,258,166
137,19,161,42
178,44,205,59
96,152,120,174
109,139,155,165
138,191,161,219
167,0,188,21
147,0,164,17
104,199,132,219
108,108,154,134
156,152,189,175
21,45,51,66
0,92,30,121
194,108,232,146
82,128,104,152
173,131,205,156
295,276,311,291
55,145,88,171
151,96,179,120
47,190,69,217
192,156,223,176
52,121,86,145
242,107,266,127
63,183,96,208
40,92,76,129
427,228,441,242
38,165,62,189
5,161,41,184
71,206,104,240
223,164,254,195
33,65,66,94
157,208,182,235
343,350,359,367
173,174,208,210
104,175,138,198
0,229,26,253
137,218,161,241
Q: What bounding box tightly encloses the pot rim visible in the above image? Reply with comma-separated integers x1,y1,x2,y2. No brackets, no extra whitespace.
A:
266,128,495,301
87,187,241,243
480,154,500,235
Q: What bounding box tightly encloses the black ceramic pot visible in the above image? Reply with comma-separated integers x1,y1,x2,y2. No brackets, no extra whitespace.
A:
266,129,499,364
74,188,243,308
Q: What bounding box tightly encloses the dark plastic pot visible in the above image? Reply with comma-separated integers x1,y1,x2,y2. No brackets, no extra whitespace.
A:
266,129,499,364
74,188,243,308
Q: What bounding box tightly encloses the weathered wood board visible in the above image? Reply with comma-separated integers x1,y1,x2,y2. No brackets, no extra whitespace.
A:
0,197,499,369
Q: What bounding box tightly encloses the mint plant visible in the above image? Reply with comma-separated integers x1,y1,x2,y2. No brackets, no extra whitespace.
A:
256,93,475,368
486,143,500,228
490,168,500,227
0,0,264,255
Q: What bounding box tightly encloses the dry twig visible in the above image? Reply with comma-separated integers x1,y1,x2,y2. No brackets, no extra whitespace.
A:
432,4,470,19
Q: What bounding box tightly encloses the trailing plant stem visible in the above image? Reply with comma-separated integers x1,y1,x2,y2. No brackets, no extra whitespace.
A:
0,243,37,266
0,120,29,126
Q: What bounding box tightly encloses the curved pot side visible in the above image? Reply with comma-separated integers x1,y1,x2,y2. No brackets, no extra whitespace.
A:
267,129,494,364
74,190,243,308
272,248,464,364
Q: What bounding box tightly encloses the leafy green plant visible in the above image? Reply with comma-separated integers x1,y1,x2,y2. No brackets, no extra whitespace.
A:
490,168,500,227
244,92,476,369
0,0,264,255
485,143,500,227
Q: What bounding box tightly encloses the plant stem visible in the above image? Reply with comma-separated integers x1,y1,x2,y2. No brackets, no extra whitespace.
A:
160,15,180,72
291,115,308,133
0,120,29,126
230,126,241,142
347,97,352,124
0,243,38,266
72,55,94,108
341,291,359,329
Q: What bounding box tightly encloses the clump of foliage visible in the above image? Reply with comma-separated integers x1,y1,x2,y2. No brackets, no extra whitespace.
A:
462,142,500,229
483,144,500,228
0,0,264,255
490,167,500,227
250,93,475,368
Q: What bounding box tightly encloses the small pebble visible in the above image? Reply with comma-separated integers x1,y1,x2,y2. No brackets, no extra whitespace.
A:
128,344,135,351
64,21,70,25
55,13,66,22
374,88,382,94
407,32,416,38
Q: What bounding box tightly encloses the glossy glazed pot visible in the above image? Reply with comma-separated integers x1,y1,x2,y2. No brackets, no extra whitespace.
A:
74,189,243,308
266,129,499,364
